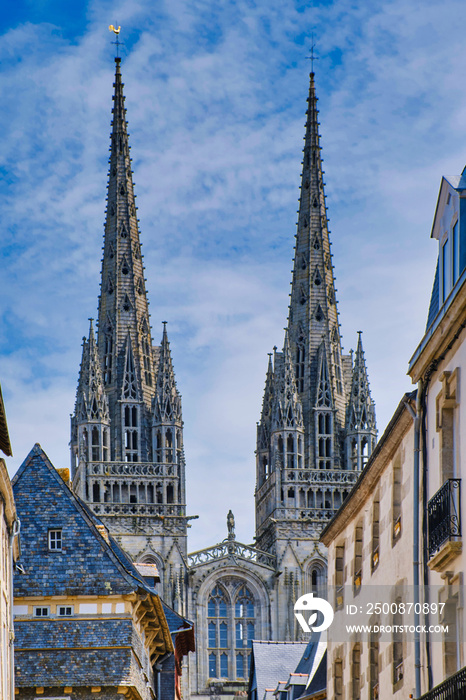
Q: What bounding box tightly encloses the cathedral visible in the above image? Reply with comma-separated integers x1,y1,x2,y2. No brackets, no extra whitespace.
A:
70,56,377,698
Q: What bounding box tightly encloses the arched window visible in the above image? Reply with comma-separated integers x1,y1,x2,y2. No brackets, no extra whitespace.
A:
208,586,228,678
316,411,332,469
235,586,255,677
307,561,327,598
123,405,138,462
207,581,258,681
91,427,100,461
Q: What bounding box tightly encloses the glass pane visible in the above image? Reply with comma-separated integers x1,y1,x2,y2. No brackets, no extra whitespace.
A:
208,600,216,617
220,653,228,677
453,222,458,284
246,600,254,617
218,599,227,617
247,622,254,648
443,238,451,301
208,622,216,648
219,622,228,648
236,653,244,678
209,654,217,678
236,622,243,647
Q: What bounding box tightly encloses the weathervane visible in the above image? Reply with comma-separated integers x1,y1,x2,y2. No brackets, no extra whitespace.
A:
109,24,122,58
307,34,319,73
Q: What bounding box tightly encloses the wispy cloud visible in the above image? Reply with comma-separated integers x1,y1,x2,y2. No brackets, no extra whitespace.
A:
1,0,465,549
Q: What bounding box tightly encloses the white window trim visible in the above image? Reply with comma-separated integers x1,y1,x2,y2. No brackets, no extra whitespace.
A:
48,528,62,551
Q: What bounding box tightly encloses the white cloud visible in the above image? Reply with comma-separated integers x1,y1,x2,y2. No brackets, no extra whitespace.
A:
2,0,466,549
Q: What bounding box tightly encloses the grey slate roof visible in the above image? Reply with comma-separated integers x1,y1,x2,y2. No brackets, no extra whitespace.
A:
426,258,440,331
12,444,178,694
250,641,308,700
12,443,155,597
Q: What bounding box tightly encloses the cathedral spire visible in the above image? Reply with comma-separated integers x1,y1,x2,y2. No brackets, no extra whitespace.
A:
97,57,154,415
287,70,346,464
345,332,377,471
255,68,376,554
71,51,189,600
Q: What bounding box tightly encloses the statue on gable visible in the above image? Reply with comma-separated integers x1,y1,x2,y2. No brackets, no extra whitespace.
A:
227,510,235,540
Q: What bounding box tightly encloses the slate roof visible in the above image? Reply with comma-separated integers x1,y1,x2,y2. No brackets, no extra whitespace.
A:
12,443,178,693
12,443,160,598
426,258,440,331
250,641,308,700
250,635,326,700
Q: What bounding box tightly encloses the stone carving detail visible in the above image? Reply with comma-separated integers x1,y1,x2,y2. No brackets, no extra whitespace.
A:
188,540,276,569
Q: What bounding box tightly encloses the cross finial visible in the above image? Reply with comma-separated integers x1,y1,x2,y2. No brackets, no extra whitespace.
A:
307,34,319,73
109,25,123,58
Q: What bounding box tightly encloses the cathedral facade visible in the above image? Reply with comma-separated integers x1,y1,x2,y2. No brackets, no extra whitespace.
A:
70,57,377,698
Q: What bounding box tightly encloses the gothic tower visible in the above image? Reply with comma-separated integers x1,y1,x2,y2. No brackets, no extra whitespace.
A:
255,71,377,569
71,58,189,607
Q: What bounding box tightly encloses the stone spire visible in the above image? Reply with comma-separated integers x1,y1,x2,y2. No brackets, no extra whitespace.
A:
71,57,190,575
271,331,304,433
287,71,346,467
153,323,182,426
255,70,374,554
97,57,154,432
345,332,377,471
256,353,274,490
71,320,110,473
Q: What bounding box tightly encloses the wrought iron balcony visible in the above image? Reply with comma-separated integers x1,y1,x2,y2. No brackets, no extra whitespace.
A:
420,665,466,699
428,478,461,558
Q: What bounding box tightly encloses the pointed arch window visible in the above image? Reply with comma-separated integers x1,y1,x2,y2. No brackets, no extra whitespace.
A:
314,267,322,286
235,586,255,678
123,405,139,462
122,294,132,312
316,411,332,469
307,560,327,598
207,586,229,678
123,344,137,399
207,582,257,681
315,304,324,322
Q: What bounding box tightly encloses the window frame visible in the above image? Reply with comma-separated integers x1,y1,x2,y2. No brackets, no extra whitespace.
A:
48,528,62,552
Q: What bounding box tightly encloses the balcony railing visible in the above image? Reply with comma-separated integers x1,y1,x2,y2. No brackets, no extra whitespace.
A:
428,479,461,558
420,665,466,700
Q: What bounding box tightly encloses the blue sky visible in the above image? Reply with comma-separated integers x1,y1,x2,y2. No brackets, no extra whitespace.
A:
0,0,461,550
